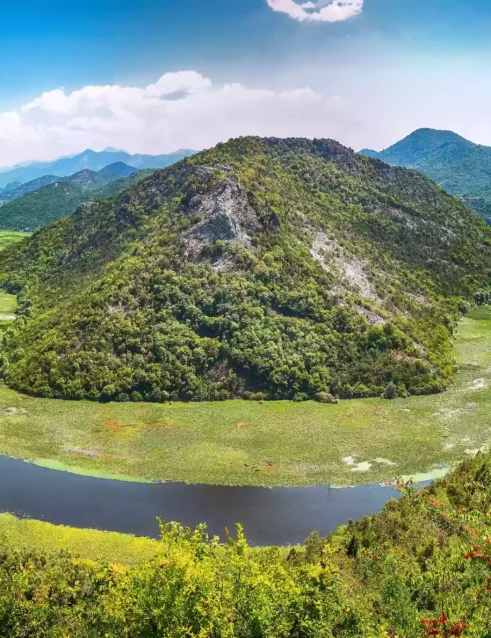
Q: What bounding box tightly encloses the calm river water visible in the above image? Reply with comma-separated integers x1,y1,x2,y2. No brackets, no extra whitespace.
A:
0,455,406,545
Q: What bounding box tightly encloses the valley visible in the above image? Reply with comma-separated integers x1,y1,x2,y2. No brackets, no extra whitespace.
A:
3,2,491,633
0,306,488,488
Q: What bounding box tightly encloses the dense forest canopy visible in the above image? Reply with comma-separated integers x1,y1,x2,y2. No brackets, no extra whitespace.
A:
0,136,490,402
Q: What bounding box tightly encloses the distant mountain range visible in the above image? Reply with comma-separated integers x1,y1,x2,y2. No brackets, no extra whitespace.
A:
0,175,61,202
0,163,148,232
0,148,195,190
0,162,138,204
360,128,491,222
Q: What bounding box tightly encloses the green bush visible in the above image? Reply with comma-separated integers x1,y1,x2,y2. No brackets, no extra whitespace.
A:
0,454,490,635
382,382,398,400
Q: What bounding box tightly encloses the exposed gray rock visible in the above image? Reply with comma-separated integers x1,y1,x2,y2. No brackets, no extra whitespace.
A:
183,179,261,259
310,231,381,301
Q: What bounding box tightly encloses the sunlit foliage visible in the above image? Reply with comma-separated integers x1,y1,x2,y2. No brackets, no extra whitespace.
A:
0,454,490,636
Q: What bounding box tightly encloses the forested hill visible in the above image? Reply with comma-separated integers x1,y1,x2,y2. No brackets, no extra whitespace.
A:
361,128,491,222
0,175,59,202
0,161,137,204
0,167,146,232
0,136,490,403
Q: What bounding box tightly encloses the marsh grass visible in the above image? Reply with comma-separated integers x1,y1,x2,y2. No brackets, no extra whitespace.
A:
0,308,489,487
0,513,160,564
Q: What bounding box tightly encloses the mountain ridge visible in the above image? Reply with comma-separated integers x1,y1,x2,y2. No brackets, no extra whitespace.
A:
361,128,491,222
0,135,489,402
0,162,138,203
0,164,144,232
0,148,196,189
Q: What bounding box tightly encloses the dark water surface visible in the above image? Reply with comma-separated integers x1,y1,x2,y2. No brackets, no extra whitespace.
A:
0,456,404,546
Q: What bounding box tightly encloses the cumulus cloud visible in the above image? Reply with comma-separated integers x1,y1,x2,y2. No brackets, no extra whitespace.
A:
0,71,366,167
266,0,364,22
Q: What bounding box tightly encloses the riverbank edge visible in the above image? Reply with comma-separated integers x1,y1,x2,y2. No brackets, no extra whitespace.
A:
2,454,452,488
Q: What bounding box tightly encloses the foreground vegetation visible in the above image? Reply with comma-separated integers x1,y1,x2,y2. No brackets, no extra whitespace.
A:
1,137,491,403
0,453,490,636
0,307,488,487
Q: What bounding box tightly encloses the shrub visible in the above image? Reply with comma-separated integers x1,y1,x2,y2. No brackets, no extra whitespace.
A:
314,391,339,404
383,381,398,400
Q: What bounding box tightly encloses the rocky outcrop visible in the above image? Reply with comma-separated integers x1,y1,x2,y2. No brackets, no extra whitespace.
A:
183,178,262,259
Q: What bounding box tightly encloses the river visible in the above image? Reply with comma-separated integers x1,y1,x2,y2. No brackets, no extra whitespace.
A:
0,455,414,545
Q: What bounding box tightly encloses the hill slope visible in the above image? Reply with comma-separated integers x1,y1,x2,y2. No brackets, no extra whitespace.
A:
97,161,138,181
0,183,89,232
0,165,143,232
0,162,138,205
361,128,491,222
0,175,59,203
0,136,490,402
0,148,195,189
0,181,22,194
63,163,137,191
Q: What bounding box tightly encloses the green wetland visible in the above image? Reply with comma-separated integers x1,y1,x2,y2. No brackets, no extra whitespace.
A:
0,306,489,488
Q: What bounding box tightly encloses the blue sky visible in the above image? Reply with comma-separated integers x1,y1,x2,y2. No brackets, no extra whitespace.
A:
1,0,491,165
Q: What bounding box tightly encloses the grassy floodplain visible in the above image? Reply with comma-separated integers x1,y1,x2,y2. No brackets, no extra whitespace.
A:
0,233,29,331
0,229,30,250
0,307,489,487
0,513,160,564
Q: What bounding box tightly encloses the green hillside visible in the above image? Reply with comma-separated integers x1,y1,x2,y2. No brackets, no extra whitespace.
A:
0,136,490,403
0,168,148,232
66,163,138,191
361,128,491,222
97,161,139,181
0,175,58,202
0,230,30,251
91,168,154,199
0,182,89,232
0,181,21,197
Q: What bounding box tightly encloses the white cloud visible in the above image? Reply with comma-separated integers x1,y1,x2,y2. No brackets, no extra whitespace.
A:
0,71,366,167
266,0,364,23
3,65,490,171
